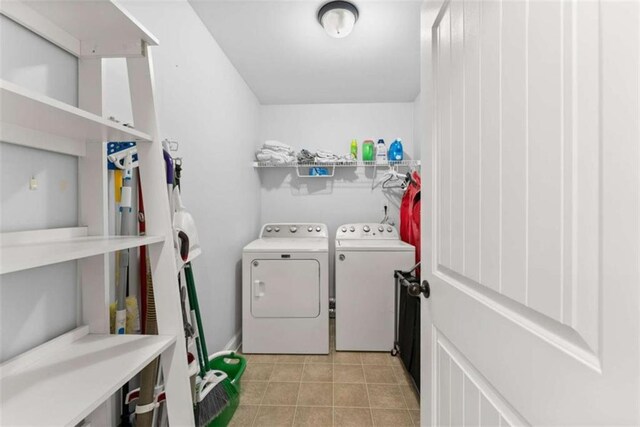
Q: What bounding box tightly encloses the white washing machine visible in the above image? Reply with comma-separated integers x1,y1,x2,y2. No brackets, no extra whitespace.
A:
242,223,329,354
335,223,415,352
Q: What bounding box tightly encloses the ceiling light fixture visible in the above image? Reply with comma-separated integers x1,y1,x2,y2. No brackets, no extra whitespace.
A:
318,1,359,39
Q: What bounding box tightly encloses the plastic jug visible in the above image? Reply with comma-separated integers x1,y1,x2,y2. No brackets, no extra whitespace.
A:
362,140,375,161
388,139,404,161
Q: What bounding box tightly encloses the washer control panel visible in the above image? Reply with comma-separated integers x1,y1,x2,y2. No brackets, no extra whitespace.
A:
336,223,399,239
261,223,328,238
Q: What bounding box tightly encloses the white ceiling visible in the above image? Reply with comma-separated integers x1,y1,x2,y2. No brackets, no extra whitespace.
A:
189,0,421,105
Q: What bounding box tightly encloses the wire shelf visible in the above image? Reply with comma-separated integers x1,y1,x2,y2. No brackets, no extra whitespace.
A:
252,160,421,168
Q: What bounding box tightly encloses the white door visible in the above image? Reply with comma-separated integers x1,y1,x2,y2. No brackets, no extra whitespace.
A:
419,0,640,425
251,259,320,318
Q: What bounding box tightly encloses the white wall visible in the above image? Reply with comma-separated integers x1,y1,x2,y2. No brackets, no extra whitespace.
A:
258,102,416,296
111,0,262,352
0,15,79,361
413,92,422,160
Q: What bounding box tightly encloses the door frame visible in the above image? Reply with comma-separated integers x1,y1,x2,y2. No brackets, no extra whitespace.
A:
418,1,446,425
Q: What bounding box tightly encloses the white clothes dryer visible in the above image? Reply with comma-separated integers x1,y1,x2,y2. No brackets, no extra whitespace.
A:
242,223,329,354
335,223,415,352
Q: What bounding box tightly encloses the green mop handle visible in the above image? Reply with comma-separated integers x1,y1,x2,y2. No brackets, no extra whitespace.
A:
185,262,209,374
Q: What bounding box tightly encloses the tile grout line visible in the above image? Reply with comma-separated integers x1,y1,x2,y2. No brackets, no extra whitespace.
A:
251,362,275,427
332,355,336,427
363,364,375,427
291,363,303,427
245,347,415,426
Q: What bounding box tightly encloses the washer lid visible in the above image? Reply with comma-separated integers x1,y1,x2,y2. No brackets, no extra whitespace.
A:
244,238,328,253
335,239,415,252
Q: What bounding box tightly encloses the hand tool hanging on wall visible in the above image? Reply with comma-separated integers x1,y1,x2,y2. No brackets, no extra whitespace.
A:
134,143,183,426
134,167,161,427
107,143,139,335
107,143,140,427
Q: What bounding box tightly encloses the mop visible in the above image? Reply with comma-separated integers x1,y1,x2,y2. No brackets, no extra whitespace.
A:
108,144,137,336
108,144,140,427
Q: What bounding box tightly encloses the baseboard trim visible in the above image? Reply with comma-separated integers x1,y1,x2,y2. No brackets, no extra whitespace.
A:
224,329,242,352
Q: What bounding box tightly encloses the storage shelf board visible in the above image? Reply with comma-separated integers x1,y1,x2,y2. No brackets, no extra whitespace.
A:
2,0,158,57
0,327,174,427
0,234,164,275
253,160,421,168
0,80,152,150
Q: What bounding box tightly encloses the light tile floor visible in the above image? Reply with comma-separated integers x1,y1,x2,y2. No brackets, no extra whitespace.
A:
232,322,420,426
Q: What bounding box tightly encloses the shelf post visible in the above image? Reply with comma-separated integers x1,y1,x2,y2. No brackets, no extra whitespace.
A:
77,57,112,426
127,45,195,426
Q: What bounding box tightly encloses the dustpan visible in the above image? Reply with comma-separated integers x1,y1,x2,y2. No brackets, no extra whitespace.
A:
173,186,202,269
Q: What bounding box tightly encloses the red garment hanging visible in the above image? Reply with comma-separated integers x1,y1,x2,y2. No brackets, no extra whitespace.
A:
400,172,421,274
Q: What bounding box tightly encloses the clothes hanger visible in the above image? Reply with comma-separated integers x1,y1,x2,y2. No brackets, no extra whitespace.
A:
382,172,407,189
373,165,406,190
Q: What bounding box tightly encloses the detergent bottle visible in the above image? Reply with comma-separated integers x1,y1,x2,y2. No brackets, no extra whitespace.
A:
388,139,404,161
362,140,375,161
376,139,387,164
350,139,358,160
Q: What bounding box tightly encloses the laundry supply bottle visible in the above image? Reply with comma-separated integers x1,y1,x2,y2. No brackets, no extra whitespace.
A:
362,140,375,161
376,139,387,164
388,139,404,161
350,139,358,160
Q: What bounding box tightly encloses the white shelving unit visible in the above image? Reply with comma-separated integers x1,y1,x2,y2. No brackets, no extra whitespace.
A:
0,327,175,427
253,160,421,178
0,1,194,426
0,227,164,275
253,160,421,168
0,79,152,156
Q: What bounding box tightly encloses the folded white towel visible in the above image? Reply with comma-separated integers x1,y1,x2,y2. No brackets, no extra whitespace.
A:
264,140,294,153
255,148,295,164
314,150,352,163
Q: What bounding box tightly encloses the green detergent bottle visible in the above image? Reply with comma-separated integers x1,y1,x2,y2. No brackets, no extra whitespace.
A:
350,139,358,160
362,140,375,161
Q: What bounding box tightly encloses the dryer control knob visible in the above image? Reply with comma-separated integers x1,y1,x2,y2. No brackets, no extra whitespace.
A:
349,226,356,232
275,227,281,232
363,225,371,233
341,227,347,232
266,227,273,232
387,227,393,233
290,226,298,233
316,227,322,232
378,225,384,232
308,226,313,232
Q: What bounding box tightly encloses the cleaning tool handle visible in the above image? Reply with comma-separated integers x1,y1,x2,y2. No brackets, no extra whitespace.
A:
115,309,126,335
120,184,133,212
163,150,174,185
178,230,190,261
185,263,209,365
191,310,207,375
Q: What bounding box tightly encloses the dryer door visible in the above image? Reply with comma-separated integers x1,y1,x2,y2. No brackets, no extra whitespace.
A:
251,259,321,318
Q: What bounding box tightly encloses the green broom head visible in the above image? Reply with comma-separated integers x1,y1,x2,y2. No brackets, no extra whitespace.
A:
194,378,238,427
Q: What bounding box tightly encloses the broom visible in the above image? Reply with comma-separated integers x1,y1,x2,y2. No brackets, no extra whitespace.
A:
184,261,237,426
172,161,235,425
